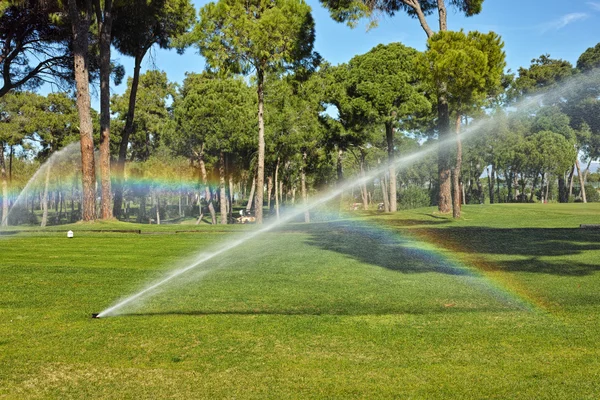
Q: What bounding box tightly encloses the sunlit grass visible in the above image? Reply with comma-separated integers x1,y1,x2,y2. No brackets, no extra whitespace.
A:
1,203,600,398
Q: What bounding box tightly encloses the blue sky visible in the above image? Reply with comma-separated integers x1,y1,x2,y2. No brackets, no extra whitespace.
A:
109,0,600,98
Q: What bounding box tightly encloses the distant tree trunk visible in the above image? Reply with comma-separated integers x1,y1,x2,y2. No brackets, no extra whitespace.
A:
41,166,50,227
228,173,234,221
487,167,494,204
558,175,568,203
95,0,113,220
438,89,452,214
360,149,368,210
1,145,9,226
275,157,280,220
246,174,255,212
337,148,344,212
255,65,266,224
576,158,587,203
155,193,161,225
545,174,550,202
583,159,592,185
198,149,216,224
267,174,273,211
385,121,397,212
301,151,310,223
68,0,96,222
568,164,575,197
219,151,227,224
530,173,539,202
452,114,462,218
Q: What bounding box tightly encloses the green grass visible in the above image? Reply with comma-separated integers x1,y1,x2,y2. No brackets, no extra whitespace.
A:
1,203,600,399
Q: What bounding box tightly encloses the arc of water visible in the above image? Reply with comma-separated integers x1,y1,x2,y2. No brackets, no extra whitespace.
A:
97,123,478,318
96,69,600,317
4,142,82,226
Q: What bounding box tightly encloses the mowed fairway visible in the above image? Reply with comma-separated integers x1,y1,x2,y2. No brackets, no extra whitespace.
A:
1,204,600,399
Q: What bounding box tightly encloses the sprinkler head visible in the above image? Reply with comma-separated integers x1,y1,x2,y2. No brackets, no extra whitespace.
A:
91,313,100,319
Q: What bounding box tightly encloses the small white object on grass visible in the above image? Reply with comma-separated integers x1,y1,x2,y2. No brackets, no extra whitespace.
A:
67,230,74,238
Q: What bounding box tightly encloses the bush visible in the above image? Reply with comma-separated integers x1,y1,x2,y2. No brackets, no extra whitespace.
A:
398,186,431,210
585,185,600,202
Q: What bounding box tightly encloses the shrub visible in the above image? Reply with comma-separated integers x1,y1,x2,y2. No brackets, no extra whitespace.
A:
398,186,431,210
585,185,600,202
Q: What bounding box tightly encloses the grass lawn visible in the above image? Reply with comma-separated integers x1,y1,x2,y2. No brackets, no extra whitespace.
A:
1,203,600,399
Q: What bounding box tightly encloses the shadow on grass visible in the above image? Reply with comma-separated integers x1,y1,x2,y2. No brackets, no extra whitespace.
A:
417,227,600,276
282,221,469,276
283,221,600,277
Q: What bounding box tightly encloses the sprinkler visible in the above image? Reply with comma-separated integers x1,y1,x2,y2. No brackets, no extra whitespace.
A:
91,313,100,319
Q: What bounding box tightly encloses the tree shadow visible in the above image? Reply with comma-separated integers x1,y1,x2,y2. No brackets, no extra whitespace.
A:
416,227,600,276
289,221,469,276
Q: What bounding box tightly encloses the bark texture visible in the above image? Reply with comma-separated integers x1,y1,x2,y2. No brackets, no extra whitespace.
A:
68,0,96,221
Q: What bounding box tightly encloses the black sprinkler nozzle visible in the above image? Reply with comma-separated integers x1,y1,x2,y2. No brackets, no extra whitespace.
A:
91,313,100,319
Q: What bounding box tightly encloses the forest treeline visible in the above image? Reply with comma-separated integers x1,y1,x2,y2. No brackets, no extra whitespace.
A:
1,0,599,226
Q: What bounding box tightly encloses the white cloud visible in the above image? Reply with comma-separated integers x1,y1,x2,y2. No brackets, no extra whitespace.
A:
588,2,600,11
539,12,590,32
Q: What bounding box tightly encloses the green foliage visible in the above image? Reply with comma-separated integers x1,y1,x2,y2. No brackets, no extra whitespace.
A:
512,54,574,98
184,0,319,76
584,185,600,202
319,0,485,27
111,70,175,161
577,42,600,72
111,0,195,58
0,91,79,158
0,0,73,96
397,185,430,209
418,30,505,115
169,73,255,163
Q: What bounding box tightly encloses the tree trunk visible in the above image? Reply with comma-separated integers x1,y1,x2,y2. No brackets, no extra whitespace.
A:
530,173,539,203
68,0,96,222
199,150,216,224
275,157,280,220
301,151,310,223
267,174,273,211
545,173,550,202
360,149,368,210
155,193,160,225
576,158,587,203
41,166,50,227
336,148,344,213
228,173,234,221
1,144,9,226
246,174,255,212
452,114,462,218
437,91,452,213
568,164,575,197
219,151,227,224
113,51,145,217
487,167,494,204
583,159,592,186
558,175,568,203
385,121,397,212
95,0,113,220
255,66,266,223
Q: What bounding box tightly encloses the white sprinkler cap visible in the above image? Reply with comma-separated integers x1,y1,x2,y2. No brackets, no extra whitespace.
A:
67,230,74,238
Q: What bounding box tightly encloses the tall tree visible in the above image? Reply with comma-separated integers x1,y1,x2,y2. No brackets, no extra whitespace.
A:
339,43,430,211
93,0,114,219
169,73,255,224
419,30,505,217
184,0,320,223
67,0,96,221
111,0,195,218
320,0,485,213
